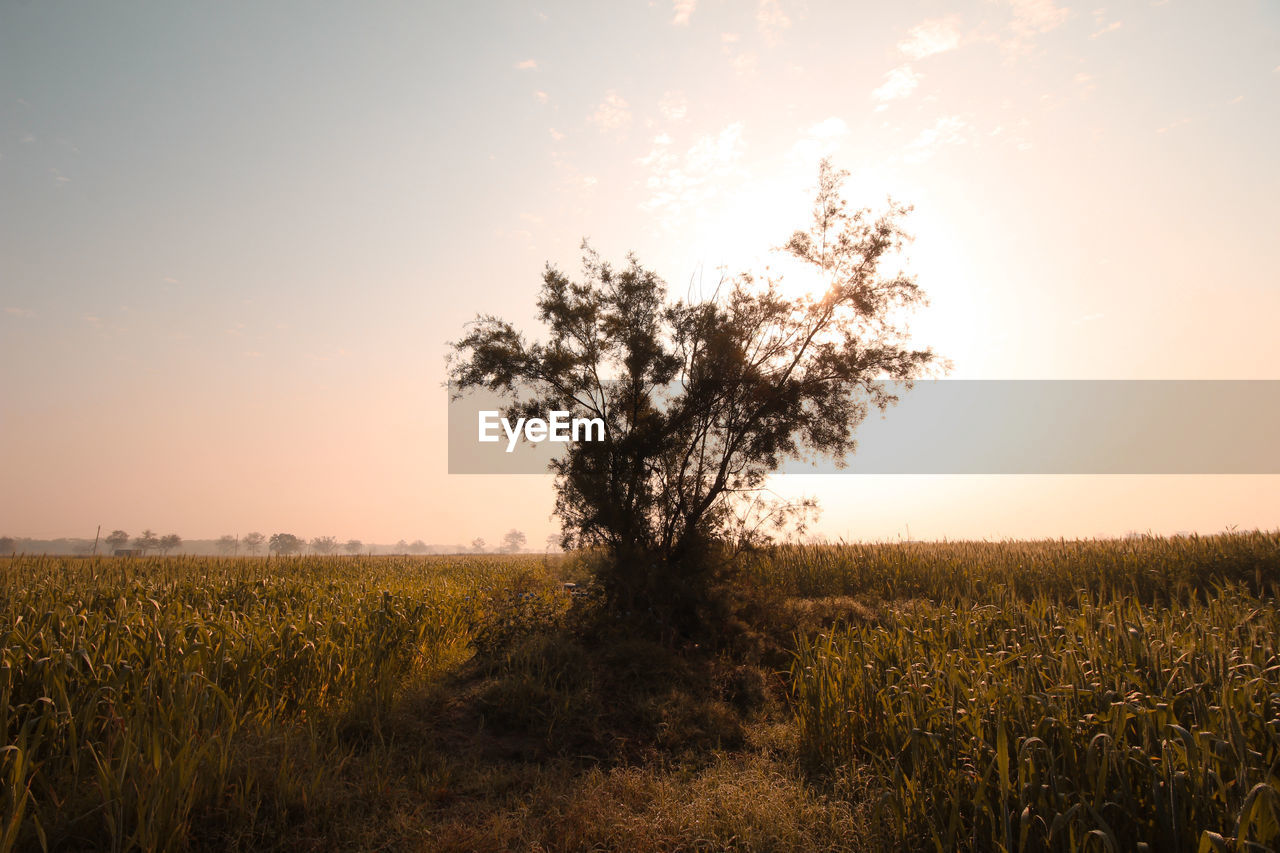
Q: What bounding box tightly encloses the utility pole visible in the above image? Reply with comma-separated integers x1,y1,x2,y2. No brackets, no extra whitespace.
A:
91,524,101,556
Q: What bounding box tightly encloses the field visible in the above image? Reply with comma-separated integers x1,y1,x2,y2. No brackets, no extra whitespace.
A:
2,533,1278,851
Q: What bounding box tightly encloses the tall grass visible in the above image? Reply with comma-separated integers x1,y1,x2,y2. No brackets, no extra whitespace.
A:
4,535,1279,851
0,553,547,851
754,531,1279,603
786,532,1280,851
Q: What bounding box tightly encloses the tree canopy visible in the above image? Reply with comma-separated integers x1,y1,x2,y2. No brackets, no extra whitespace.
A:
449,160,938,623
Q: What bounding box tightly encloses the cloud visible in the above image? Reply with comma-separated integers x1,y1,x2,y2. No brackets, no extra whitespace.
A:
872,65,920,102
515,59,538,70
659,91,689,121
590,90,631,132
3,307,34,318
731,52,759,76
899,17,962,60
719,32,758,76
640,123,747,223
756,0,791,44
903,115,970,163
1001,0,1070,55
1009,0,1070,35
1089,9,1122,39
672,0,696,26
1156,116,1191,134
84,315,104,328
549,128,565,141
788,117,850,164
534,90,549,103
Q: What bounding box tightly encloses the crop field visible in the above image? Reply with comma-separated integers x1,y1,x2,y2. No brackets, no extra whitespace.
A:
2,533,1278,851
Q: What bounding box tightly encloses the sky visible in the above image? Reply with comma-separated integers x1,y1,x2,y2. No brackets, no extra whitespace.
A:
2,0,1278,545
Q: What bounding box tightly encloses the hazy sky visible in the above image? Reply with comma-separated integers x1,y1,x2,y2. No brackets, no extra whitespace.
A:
2,0,1278,544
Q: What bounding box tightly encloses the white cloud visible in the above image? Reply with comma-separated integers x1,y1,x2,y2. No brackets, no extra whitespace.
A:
659,91,689,121
731,52,759,76
534,90,549,103
590,90,631,133
640,123,747,222
1001,0,1070,55
1156,116,1191,134
549,128,565,141
756,0,791,44
899,18,961,60
672,0,696,26
1010,0,1070,35
904,115,970,163
1090,19,1122,38
788,117,850,164
515,59,538,70
872,65,920,102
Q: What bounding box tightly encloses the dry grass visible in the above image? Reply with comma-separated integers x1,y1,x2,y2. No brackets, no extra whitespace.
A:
422,753,870,852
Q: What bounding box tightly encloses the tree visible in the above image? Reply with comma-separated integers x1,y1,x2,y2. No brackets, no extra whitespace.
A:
449,160,936,628
216,534,239,555
470,538,486,554
0,536,14,553
311,535,339,555
395,539,409,554
134,529,160,554
269,533,304,555
242,531,265,555
344,539,363,555
105,530,130,552
500,529,527,553
159,533,182,555
409,539,428,554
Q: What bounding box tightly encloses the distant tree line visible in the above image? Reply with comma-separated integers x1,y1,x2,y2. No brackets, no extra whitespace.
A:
0,528,552,557
103,529,182,555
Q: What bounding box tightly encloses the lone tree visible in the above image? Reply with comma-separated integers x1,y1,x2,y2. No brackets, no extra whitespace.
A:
216,534,239,555
159,533,182,555
449,161,937,630
344,538,363,555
